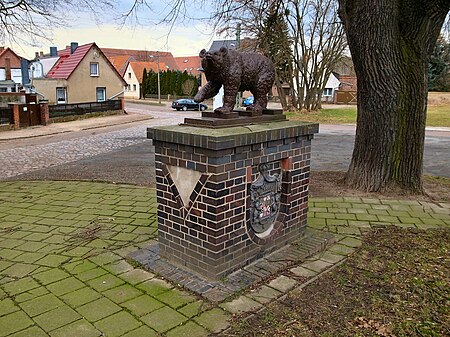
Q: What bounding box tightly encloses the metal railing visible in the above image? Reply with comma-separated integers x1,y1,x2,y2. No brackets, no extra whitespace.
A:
49,99,122,118
0,107,12,125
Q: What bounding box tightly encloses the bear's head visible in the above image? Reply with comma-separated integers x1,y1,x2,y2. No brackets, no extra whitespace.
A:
199,47,229,70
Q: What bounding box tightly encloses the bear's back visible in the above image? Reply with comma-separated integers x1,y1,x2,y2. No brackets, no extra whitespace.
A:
237,52,274,88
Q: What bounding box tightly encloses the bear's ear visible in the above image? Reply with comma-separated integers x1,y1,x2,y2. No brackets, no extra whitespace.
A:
219,46,228,55
199,49,207,58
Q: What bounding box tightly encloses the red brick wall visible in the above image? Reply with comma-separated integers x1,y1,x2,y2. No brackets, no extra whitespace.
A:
339,76,357,91
0,49,21,68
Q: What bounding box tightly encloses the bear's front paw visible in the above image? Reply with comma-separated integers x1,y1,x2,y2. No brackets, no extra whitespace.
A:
214,106,232,114
193,93,204,103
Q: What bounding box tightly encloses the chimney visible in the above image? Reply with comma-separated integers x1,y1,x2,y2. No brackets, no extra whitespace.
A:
5,58,11,81
70,42,78,54
21,59,30,86
50,46,58,57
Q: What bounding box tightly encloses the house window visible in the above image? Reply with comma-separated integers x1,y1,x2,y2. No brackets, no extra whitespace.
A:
56,87,67,104
96,87,106,102
90,63,99,76
323,88,333,97
133,84,137,91
128,72,132,79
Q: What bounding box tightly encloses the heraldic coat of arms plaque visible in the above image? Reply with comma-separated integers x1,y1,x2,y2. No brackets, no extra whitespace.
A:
249,164,282,238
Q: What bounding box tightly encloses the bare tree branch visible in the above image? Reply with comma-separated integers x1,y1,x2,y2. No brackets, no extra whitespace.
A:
0,0,115,46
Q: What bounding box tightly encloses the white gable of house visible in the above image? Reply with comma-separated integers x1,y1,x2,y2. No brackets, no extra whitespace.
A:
325,73,340,89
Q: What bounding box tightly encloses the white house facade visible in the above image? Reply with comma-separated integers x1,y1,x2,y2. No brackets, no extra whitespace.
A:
322,72,341,103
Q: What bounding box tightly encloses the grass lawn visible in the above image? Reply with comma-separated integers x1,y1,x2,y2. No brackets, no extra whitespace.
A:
287,103,450,127
287,107,357,124
217,227,450,337
286,93,450,127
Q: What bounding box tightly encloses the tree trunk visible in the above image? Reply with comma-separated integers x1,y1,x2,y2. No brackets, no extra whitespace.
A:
338,0,449,192
274,71,288,110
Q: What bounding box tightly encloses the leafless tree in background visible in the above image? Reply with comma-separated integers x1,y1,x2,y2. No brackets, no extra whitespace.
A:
200,0,347,111
0,0,116,45
285,0,347,111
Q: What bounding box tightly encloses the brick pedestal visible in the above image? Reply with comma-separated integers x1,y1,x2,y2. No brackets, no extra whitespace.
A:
148,121,319,280
8,103,20,130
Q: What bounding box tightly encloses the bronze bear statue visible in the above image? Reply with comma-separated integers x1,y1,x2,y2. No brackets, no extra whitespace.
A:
194,47,275,115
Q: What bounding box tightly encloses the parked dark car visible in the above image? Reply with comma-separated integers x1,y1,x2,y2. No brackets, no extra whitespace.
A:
243,96,254,107
171,99,207,111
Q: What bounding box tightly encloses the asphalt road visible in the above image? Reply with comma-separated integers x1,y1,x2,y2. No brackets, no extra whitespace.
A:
1,102,449,186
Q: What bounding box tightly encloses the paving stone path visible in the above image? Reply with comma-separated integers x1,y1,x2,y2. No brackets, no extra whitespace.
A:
1,181,449,336
0,106,194,181
0,128,148,180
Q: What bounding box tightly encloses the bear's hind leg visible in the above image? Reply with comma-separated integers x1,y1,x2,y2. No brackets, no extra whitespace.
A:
252,91,268,116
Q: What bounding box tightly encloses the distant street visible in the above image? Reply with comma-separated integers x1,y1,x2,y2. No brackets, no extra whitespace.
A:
0,101,449,185
314,124,450,177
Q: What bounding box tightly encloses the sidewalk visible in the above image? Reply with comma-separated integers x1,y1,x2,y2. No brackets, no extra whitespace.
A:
0,113,152,141
0,181,448,337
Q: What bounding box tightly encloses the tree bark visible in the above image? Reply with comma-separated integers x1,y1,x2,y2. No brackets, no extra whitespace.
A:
338,0,449,192
274,71,289,110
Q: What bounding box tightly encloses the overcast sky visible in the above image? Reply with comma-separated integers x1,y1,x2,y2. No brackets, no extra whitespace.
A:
13,0,221,59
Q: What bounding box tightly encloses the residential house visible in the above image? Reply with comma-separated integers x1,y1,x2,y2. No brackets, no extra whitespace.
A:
123,61,164,99
0,47,24,92
174,56,201,77
174,55,202,96
333,56,357,92
322,72,341,103
209,40,239,52
31,43,126,104
108,55,135,77
334,56,356,77
30,48,59,79
338,75,357,91
102,48,178,82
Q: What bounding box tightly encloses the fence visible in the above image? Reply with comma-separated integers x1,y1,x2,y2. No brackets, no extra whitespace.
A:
0,107,12,125
335,91,357,104
49,100,122,118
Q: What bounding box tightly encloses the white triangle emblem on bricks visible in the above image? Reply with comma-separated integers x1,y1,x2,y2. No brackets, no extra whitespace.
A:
167,165,202,207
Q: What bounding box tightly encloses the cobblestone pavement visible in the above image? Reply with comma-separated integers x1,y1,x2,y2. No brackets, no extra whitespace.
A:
0,105,199,180
0,181,449,337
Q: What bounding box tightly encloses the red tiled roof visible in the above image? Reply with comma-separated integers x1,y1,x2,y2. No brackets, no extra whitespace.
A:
108,55,134,76
101,48,179,70
174,56,202,76
47,43,94,79
129,61,166,83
